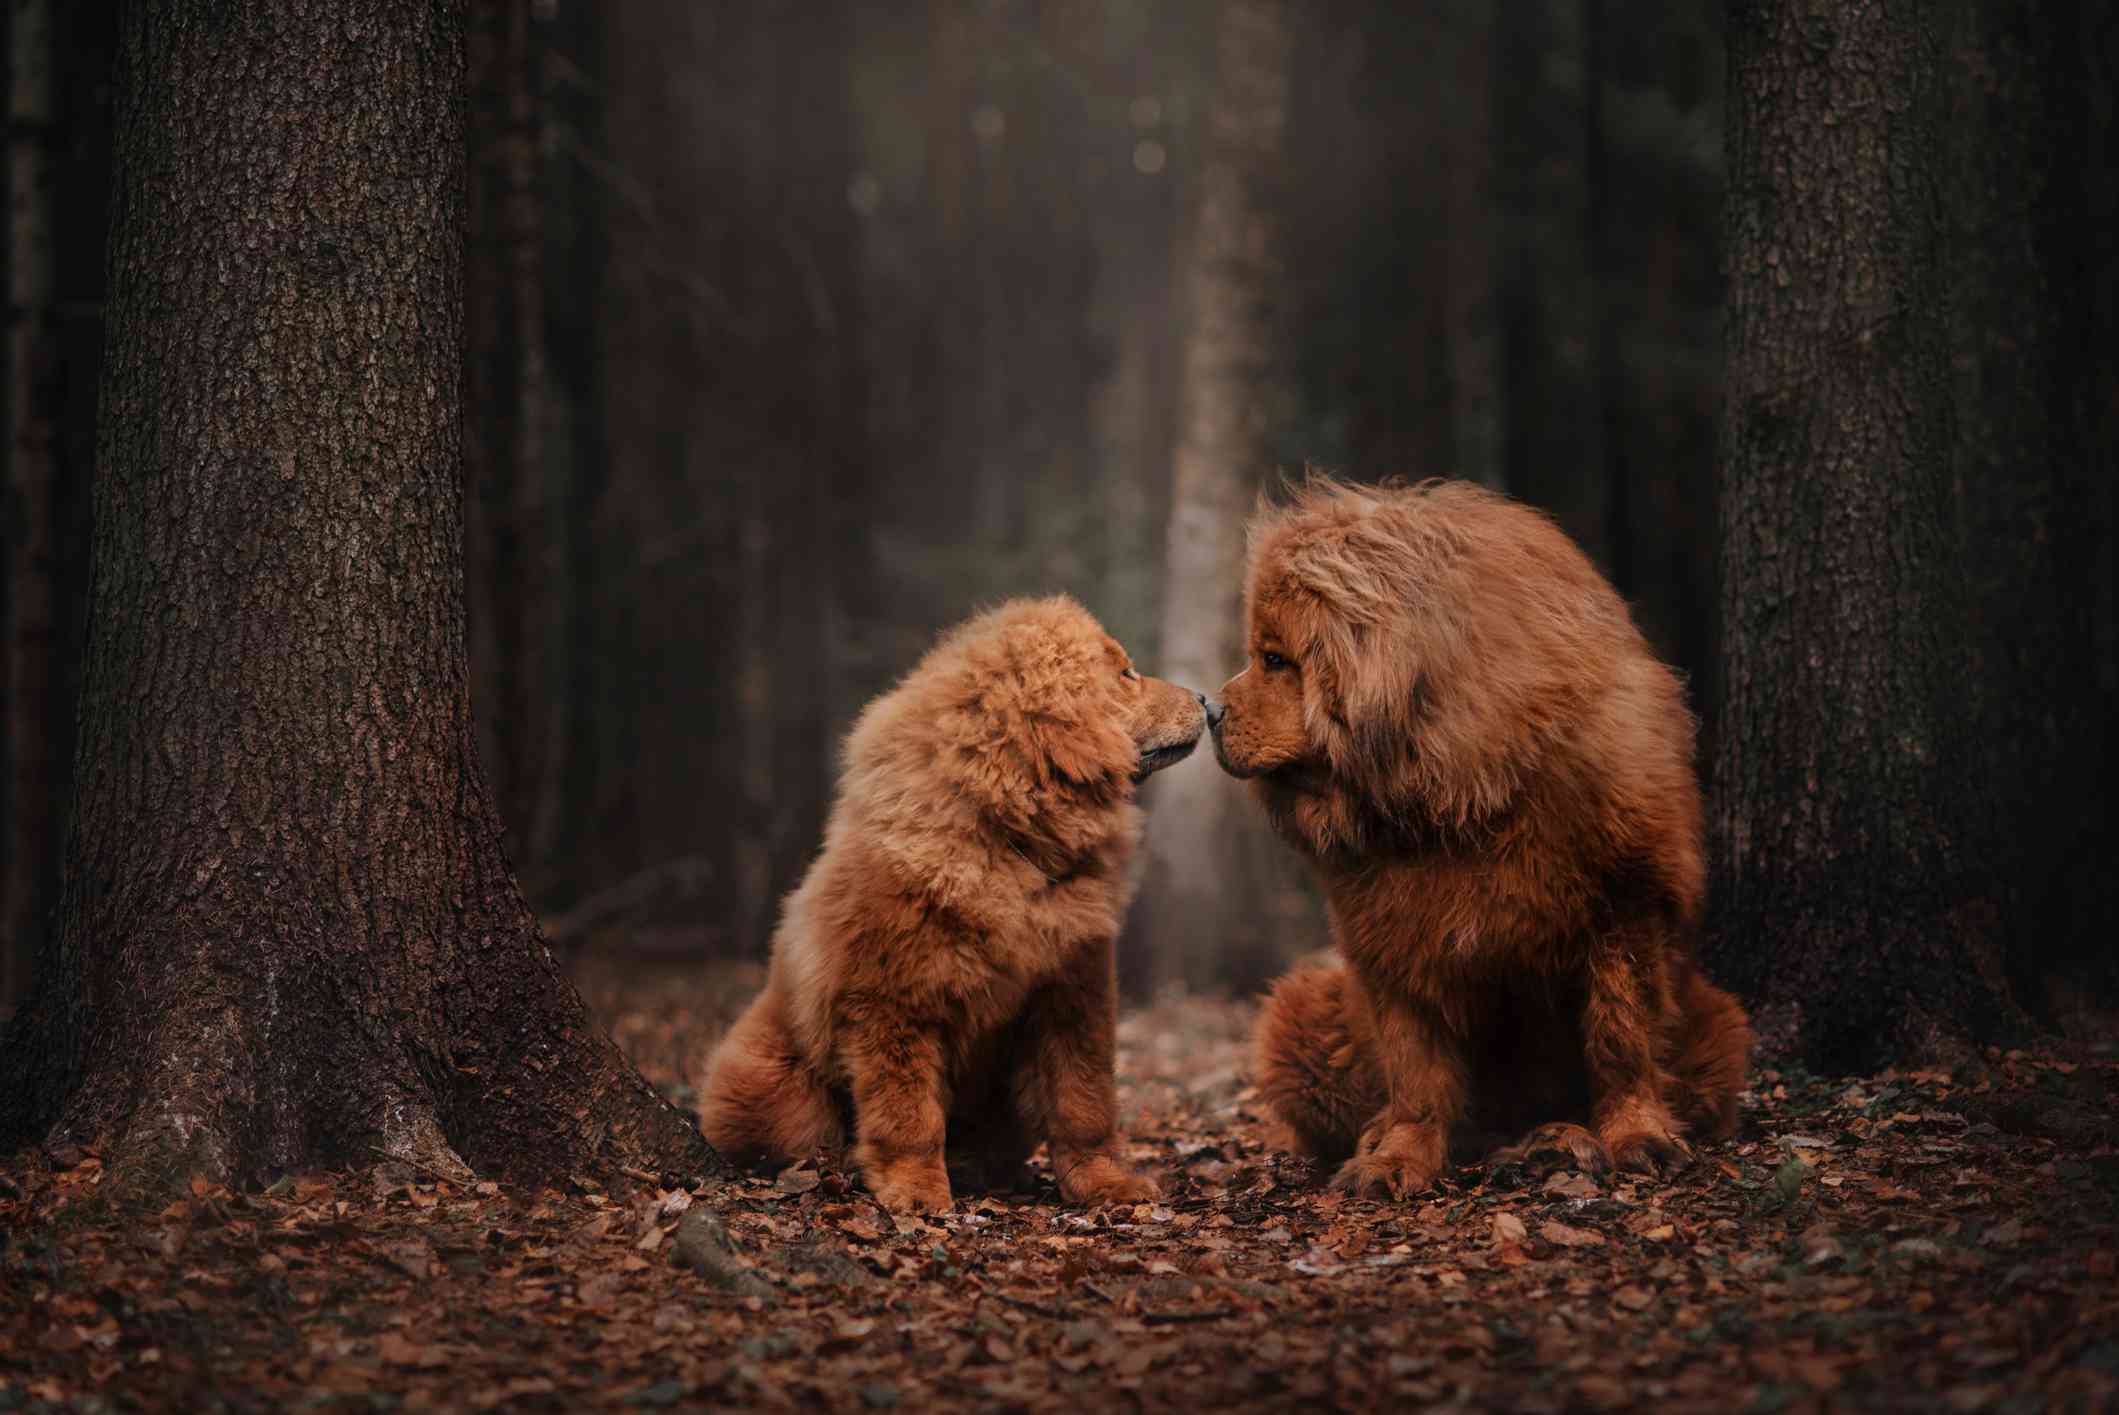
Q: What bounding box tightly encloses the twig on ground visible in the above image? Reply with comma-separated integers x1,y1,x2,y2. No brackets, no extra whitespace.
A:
994,1291,1077,1320
1142,1307,1237,1326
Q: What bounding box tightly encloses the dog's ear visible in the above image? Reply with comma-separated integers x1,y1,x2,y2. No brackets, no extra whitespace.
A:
1285,498,1595,830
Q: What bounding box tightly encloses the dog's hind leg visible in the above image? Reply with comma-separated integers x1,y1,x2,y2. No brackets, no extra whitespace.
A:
1252,962,1385,1168
698,985,843,1168
1665,961,1753,1141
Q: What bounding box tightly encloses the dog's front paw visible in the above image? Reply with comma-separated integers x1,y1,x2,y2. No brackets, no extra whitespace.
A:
1597,1096,1690,1177
1604,1127,1691,1176
1332,1120,1444,1200
1489,1121,1613,1176
865,1159,954,1214
1055,1151,1161,1207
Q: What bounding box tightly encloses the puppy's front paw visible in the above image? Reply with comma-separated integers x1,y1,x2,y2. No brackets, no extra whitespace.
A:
865,1159,953,1214
1332,1120,1444,1200
1055,1151,1161,1207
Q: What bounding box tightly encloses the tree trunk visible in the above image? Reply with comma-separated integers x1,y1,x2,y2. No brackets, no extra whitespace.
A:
464,0,563,894
1496,0,1608,564
1078,1,1189,669
594,4,738,948
598,1,860,958
1143,0,1319,996
1580,0,1629,592
2,1,114,1013
1437,0,1505,490
731,0,864,960
1578,3,1724,758
3,0,58,1009
1709,0,2019,1069
1939,1,2118,1007
540,0,611,918
0,0,721,1194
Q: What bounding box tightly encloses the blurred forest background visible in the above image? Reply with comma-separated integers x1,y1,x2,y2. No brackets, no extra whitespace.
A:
0,1,2047,1008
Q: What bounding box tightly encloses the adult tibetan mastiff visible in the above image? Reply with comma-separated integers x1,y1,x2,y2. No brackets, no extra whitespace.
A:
700,596,1208,1212
1216,478,1751,1197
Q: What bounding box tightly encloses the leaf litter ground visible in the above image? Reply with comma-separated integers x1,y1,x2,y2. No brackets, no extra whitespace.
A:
4,957,2115,1412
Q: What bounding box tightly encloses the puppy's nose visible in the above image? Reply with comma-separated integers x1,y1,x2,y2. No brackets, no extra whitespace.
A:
1201,695,1225,729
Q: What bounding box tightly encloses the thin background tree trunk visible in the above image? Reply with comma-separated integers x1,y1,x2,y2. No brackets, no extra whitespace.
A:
1079,2,1190,673
3,0,57,1010
464,0,563,894
2,1,114,1014
1437,1,1505,491
540,3,620,918
0,0,719,1193
1497,0,1607,566
1143,0,1320,996
1939,1,2118,1011
595,3,739,948
597,0,862,957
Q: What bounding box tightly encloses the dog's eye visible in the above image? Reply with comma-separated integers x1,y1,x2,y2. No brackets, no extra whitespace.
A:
1121,667,1140,682
1260,651,1291,672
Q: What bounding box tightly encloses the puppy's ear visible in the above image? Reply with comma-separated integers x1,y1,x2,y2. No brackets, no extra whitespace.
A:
1012,614,1136,791
948,615,1134,841
1021,705,1133,794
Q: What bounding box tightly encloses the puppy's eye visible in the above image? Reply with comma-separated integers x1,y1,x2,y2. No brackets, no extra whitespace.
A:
1121,667,1140,682
1260,651,1291,672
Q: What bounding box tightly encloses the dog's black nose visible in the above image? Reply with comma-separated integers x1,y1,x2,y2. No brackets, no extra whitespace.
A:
1202,695,1225,729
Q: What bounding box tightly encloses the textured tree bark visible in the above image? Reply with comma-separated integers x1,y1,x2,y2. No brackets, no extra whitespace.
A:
0,0,722,1194
1709,0,2020,1069
1144,0,1320,995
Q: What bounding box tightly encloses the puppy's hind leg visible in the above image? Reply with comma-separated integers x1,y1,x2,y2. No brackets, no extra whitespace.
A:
698,988,842,1169
1252,963,1385,1169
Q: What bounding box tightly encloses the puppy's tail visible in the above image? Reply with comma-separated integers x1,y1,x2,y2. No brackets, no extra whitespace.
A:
1666,961,1753,1140
699,986,843,1167
1252,961,1384,1166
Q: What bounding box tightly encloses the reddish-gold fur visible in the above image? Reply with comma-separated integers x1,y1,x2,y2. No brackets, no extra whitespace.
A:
699,596,1206,1212
1219,479,1753,1195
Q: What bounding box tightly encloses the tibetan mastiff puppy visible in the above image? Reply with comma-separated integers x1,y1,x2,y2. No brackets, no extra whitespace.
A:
1218,478,1751,1197
700,596,1208,1212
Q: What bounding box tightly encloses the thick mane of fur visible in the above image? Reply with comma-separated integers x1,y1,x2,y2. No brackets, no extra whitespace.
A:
1246,477,1676,850
1239,477,1750,1193
833,595,1139,904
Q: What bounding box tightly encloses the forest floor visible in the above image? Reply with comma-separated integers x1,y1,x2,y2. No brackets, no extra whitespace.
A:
3,957,2117,1414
